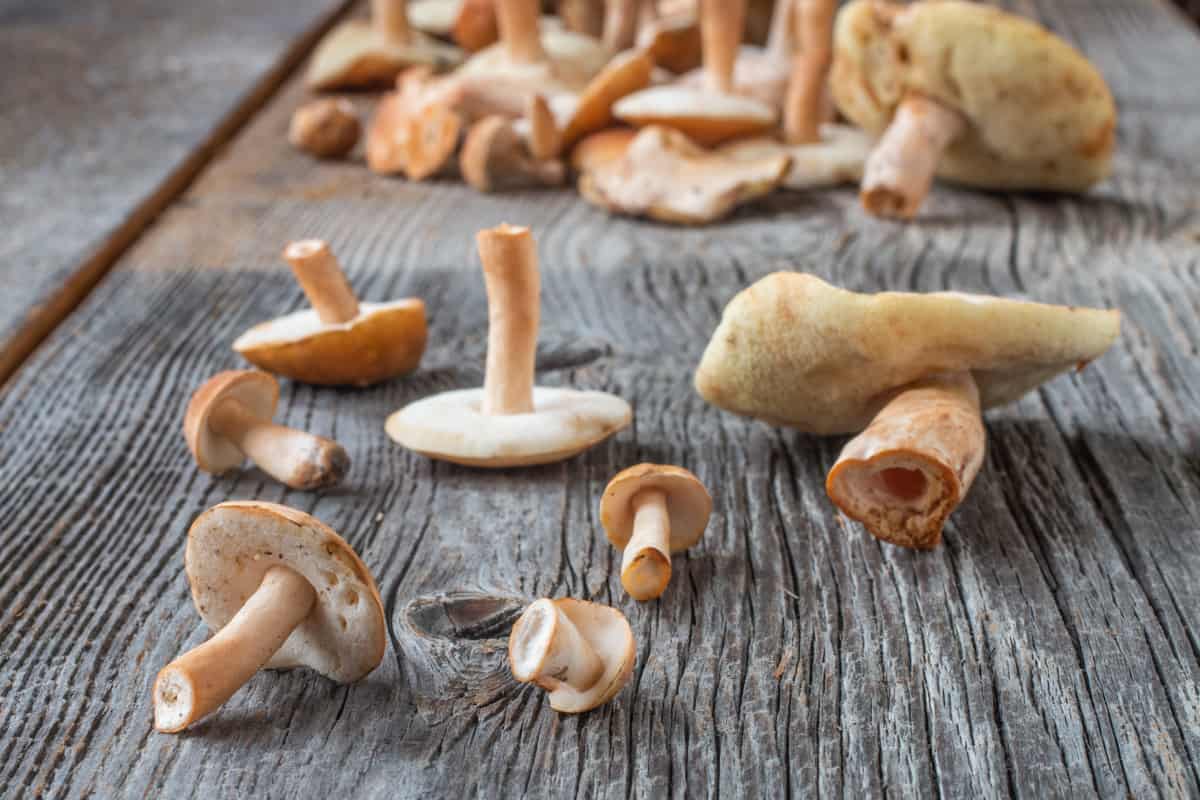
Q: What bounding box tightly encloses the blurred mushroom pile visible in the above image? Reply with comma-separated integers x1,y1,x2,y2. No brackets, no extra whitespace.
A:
290,0,1116,224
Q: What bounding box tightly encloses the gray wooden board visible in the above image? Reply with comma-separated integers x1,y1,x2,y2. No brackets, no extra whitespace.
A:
0,0,350,381
1,1,1199,798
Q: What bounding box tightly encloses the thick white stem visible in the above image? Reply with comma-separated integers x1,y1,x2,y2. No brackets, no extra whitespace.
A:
497,0,546,63
620,489,672,601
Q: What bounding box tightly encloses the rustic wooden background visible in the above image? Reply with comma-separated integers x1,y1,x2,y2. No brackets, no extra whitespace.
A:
1,1,1198,798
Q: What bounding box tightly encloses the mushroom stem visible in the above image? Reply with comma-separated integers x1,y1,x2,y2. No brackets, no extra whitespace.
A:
825,372,986,550
526,93,562,160
153,566,316,733
783,0,834,144
496,0,546,64
372,0,412,42
283,240,360,325
478,224,539,416
700,0,744,94
209,398,349,490
620,488,672,601
603,0,640,52
860,93,966,219
509,599,604,691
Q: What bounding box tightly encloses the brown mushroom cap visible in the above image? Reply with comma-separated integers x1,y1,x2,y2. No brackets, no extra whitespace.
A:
306,20,463,91
830,0,1116,191
599,464,712,552
185,501,386,683
233,300,427,387
695,272,1121,435
184,371,279,473
569,127,637,173
559,48,653,149
611,85,776,147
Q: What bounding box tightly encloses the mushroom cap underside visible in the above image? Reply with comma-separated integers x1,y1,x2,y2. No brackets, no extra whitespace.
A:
694,272,1121,435
830,0,1116,190
600,463,712,551
184,370,279,473
457,27,609,92
613,85,777,146
185,501,386,684
307,20,463,91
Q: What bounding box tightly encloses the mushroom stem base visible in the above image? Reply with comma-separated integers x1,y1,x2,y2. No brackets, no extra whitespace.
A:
210,399,349,490
153,566,316,733
621,488,672,601
860,94,966,219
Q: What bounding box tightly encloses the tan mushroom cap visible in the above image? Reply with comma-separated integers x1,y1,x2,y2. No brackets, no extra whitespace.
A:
185,501,386,683
233,300,427,387
695,272,1121,435
569,127,637,173
508,598,635,713
600,464,712,552
457,26,609,93
612,85,776,147
384,387,631,467
830,0,1116,191
306,20,463,91
558,49,653,149
184,371,278,474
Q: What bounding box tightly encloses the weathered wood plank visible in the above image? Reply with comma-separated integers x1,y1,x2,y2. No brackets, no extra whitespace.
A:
0,0,352,384
1,1,1199,798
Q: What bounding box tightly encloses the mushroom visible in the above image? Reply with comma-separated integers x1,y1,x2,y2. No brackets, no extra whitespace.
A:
460,115,566,191
716,123,871,191
830,0,1117,218
153,501,386,732
578,125,790,224
694,273,1121,548
635,0,701,74
410,0,499,52
184,370,350,490
613,0,776,146
385,224,631,467
783,0,836,144
600,464,712,601
307,0,463,91
288,98,361,159
234,240,427,387
508,598,635,713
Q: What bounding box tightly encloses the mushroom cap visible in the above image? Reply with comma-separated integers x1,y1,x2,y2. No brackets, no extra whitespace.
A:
385,387,631,467
695,272,1121,435
186,501,387,683
508,598,635,713
830,0,1116,191
183,370,278,473
569,127,636,173
612,85,777,147
559,49,653,149
233,300,427,387
600,464,712,552
457,27,609,92
306,20,463,91
676,45,791,109
718,124,873,190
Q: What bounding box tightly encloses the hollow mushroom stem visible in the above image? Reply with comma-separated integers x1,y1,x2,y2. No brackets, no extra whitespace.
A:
153,566,316,733
700,0,744,94
620,488,672,600
373,0,412,42
283,240,360,324
509,599,604,692
860,93,967,219
209,398,349,490
783,0,835,144
496,0,546,64
478,225,539,416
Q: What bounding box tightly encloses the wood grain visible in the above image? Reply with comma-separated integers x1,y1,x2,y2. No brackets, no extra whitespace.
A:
1,1,1199,798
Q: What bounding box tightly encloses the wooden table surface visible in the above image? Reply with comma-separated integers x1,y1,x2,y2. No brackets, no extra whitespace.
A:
2,1,1198,797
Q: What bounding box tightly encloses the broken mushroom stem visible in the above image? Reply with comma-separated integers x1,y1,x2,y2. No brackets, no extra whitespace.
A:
701,0,745,94
479,225,539,415
283,239,360,324
373,0,412,41
154,566,316,732
208,397,348,490
783,0,835,144
496,0,546,63
621,488,672,600
860,93,967,219
509,598,604,692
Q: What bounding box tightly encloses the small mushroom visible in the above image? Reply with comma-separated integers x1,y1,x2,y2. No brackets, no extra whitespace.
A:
578,125,789,224
183,370,350,490
600,464,712,601
508,598,635,713
153,501,386,732
410,0,499,52
558,48,653,150
288,98,361,159
307,0,463,91
717,123,871,190
830,0,1116,218
694,273,1121,548
386,224,631,467
234,240,427,386
460,115,566,192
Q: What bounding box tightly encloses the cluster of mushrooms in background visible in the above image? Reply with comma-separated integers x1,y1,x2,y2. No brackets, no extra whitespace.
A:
289,0,1116,222
152,0,1125,732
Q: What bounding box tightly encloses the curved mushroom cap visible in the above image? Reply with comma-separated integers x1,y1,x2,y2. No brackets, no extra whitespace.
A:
830,0,1116,191
600,464,712,552
695,273,1121,435
457,27,609,92
233,300,427,387
559,49,653,149
186,501,387,683
612,85,776,147
306,21,463,91
184,371,279,473
384,387,631,467
508,598,635,713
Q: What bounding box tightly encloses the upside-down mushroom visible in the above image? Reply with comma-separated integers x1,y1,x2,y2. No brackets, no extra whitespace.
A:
386,225,631,467
694,273,1121,549
153,502,385,732
830,0,1117,218
307,0,462,91
234,240,427,386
